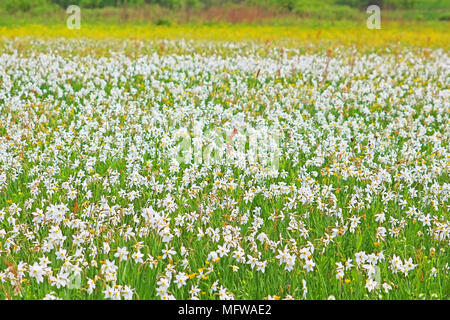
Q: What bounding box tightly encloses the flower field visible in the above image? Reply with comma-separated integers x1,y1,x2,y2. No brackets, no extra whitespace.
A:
0,26,448,300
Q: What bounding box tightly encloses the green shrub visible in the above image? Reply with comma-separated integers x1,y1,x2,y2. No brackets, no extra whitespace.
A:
438,12,450,21
2,0,51,13
155,17,172,25
383,0,416,9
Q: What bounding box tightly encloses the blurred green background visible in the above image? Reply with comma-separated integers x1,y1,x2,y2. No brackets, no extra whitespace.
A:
0,0,449,25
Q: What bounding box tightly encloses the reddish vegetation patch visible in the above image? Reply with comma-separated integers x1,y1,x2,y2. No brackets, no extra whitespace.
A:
197,5,284,24
92,5,292,24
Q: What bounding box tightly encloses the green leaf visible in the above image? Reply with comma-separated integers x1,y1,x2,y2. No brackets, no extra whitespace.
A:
356,231,363,252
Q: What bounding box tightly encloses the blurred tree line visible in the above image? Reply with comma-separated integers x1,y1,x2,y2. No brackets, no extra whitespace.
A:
0,0,446,13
